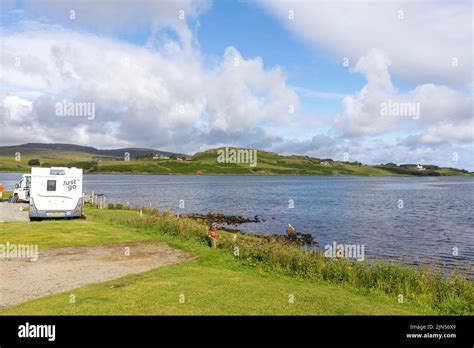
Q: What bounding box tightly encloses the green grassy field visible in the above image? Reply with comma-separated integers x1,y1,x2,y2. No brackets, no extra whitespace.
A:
0,206,472,315
0,146,471,176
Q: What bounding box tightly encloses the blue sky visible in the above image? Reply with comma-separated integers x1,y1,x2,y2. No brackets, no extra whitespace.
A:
0,0,472,169
198,1,365,91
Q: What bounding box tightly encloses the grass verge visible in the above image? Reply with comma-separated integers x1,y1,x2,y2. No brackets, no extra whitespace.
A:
0,205,471,315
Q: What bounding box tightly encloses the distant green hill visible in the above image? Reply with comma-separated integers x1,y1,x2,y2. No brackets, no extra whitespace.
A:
0,143,471,176
0,143,186,160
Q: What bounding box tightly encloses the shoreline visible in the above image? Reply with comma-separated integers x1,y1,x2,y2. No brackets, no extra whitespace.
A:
0,170,403,176
106,204,474,277
1,170,473,177
0,205,472,315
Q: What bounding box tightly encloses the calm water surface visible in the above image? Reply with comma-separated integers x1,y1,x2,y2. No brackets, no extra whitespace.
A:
1,173,472,272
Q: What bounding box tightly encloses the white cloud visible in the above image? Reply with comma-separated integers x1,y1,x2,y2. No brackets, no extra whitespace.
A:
408,84,472,124
333,50,473,142
0,95,32,124
334,49,398,136
205,46,299,133
259,0,472,88
420,121,474,144
0,22,299,153
22,0,212,50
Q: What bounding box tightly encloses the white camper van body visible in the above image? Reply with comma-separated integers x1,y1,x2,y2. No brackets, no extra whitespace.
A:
11,174,31,202
29,167,83,220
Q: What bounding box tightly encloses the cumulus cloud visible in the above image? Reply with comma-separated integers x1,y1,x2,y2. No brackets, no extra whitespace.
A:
0,95,32,124
205,46,299,133
0,20,299,153
334,49,398,136
258,0,472,88
333,50,473,144
408,84,472,125
21,0,211,50
272,133,347,159
419,121,474,145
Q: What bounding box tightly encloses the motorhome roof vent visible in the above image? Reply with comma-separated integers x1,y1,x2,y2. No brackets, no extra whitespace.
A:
50,169,66,175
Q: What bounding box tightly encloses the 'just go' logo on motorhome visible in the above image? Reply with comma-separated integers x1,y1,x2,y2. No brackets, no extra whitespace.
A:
63,179,78,191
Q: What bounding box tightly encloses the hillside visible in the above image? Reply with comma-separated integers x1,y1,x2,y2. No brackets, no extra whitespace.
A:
0,143,471,176
0,143,186,161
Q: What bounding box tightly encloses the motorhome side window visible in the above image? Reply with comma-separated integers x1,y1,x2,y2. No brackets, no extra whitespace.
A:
47,180,56,191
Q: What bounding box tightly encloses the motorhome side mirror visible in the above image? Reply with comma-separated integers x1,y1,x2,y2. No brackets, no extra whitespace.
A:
15,184,19,189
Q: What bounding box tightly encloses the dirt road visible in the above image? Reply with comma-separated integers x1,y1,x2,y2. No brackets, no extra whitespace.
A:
0,241,194,308
0,202,29,222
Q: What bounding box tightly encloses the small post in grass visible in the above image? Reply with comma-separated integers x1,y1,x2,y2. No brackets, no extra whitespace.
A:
209,223,217,249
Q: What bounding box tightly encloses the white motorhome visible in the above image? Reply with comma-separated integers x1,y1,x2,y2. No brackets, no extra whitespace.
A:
29,167,83,220
10,174,31,202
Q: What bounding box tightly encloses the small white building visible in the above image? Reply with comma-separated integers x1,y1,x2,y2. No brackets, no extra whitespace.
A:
416,164,426,171
320,161,331,166
153,154,170,160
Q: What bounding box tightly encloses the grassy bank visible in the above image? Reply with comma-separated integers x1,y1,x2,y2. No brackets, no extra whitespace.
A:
0,206,472,315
